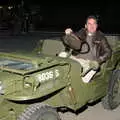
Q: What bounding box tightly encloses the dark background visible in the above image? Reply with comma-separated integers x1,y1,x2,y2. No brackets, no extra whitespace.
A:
0,0,120,34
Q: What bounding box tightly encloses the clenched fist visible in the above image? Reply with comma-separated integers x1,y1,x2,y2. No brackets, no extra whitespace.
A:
65,28,73,35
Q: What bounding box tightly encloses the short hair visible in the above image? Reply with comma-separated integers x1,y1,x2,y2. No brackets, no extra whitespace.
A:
86,15,98,24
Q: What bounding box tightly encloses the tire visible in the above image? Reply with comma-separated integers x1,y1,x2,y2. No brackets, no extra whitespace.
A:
17,103,61,120
102,69,120,110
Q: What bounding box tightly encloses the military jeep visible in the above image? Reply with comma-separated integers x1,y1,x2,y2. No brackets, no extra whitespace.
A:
0,34,120,120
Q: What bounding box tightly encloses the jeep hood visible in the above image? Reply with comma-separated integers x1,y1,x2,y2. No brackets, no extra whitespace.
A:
0,52,71,101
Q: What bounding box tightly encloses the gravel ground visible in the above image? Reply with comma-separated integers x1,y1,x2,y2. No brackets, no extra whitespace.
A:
59,101,120,120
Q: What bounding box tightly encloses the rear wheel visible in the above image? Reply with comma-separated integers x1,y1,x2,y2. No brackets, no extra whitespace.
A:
102,70,120,110
18,103,61,120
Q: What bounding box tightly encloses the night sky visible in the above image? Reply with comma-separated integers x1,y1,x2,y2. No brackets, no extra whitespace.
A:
0,0,120,33
42,1,120,34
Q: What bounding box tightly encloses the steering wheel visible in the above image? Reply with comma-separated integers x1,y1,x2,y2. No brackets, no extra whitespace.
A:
62,33,90,54
79,41,90,54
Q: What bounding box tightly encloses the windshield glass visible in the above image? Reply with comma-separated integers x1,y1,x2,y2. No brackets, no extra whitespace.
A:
0,58,35,70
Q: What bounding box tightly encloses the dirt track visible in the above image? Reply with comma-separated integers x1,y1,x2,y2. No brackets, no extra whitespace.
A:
59,101,120,120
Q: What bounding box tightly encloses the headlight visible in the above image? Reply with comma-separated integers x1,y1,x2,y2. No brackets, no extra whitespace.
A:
0,81,4,94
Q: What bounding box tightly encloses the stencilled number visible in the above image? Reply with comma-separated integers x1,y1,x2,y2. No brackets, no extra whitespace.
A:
37,69,60,82
55,69,60,77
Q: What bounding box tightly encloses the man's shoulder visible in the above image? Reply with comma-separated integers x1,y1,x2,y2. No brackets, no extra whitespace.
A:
76,28,86,39
96,30,106,40
78,28,86,33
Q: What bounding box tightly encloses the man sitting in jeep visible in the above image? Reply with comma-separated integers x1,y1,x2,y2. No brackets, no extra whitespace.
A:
60,15,112,83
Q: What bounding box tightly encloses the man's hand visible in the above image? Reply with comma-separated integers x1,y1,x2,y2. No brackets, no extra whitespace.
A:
58,51,69,58
65,28,73,35
89,60,100,71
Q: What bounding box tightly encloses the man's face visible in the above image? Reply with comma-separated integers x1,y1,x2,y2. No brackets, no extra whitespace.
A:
85,18,98,33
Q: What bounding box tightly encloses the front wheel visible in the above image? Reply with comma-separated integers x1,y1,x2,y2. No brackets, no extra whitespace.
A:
102,69,120,110
17,103,61,120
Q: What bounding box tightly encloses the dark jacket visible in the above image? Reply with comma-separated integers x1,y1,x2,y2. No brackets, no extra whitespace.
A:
73,28,112,64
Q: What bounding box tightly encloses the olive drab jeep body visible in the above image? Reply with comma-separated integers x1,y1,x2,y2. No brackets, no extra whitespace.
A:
0,36,120,120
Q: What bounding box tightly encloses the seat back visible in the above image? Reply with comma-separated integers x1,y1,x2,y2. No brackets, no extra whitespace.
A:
41,39,65,56
106,35,120,51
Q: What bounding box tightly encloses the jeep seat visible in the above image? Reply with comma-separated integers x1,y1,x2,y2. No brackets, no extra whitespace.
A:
41,39,65,56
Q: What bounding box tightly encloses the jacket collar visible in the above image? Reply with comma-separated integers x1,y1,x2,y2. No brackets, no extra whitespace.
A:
78,28,102,42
